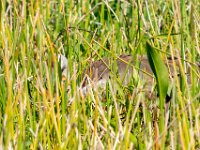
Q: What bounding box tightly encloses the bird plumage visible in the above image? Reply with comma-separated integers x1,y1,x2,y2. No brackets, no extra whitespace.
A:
58,54,198,95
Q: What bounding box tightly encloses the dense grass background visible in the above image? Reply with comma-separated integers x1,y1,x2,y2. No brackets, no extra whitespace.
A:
0,0,199,149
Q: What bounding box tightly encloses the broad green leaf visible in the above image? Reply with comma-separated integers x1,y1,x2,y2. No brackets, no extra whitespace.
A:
146,42,169,102
146,41,170,148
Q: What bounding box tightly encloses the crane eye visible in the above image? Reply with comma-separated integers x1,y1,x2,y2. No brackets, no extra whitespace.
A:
61,66,66,73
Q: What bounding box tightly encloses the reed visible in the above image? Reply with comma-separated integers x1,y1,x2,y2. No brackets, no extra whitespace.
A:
0,0,199,149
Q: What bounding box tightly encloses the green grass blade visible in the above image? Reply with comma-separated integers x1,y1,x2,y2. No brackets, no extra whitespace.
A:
146,42,169,102
146,41,169,148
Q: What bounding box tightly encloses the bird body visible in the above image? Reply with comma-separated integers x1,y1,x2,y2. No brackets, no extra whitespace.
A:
58,54,197,95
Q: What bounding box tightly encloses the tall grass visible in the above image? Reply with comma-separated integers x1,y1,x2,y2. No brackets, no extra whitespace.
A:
0,0,199,149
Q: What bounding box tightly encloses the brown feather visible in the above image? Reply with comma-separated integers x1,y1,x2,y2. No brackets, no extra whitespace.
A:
82,54,190,88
